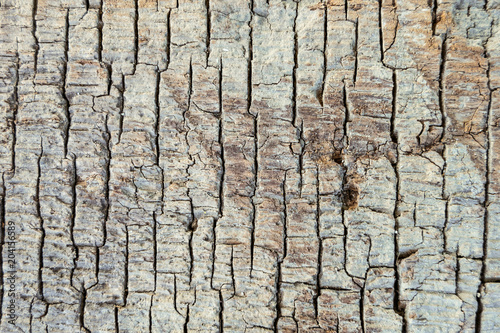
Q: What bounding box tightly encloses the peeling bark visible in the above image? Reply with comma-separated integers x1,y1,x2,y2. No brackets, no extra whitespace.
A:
0,0,499,332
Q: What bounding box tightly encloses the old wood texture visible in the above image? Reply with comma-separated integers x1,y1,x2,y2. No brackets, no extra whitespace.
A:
0,0,499,332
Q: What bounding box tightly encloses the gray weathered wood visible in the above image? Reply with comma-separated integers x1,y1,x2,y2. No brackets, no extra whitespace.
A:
0,0,499,331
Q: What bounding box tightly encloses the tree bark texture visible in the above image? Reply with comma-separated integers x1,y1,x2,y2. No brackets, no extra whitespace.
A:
0,0,500,332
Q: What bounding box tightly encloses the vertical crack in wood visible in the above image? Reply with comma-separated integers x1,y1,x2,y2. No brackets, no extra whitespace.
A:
114,305,120,332
318,2,327,108
431,0,438,35
118,75,125,144
218,60,224,220
205,0,211,63
98,0,104,63
354,18,359,87
379,0,384,62
166,9,171,70
154,69,161,165
292,2,298,122
218,289,224,332
69,153,79,290
439,34,449,258
103,114,111,247
78,281,90,333
248,1,257,277
273,171,289,331
123,225,129,307
476,57,493,333
63,10,70,158
133,0,139,75
390,69,405,330
313,166,323,320
36,139,45,301
11,52,19,173
32,0,39,74
185,60,195,286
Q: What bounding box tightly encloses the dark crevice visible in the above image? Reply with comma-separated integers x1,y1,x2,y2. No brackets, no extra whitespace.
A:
274,171,290,331
32,0,39,74
133,0,139,74
398,249,418,262
154,69,161,165
183,304,190,333
390,70,398,143
36,139,45,301
159,165,165,216
248,0,254,117
149,295,154,333
29,298,35,333
313,166,323,320
361,239,373,333
249,121,258,278
187,193,195,284
341,173,350,279
342,80,351,148
218,290,224,332
218,60,225,220
152,212,158,292
115,306,119,333
379,0,384,62
11,53,19,173
292,2,299,121
98,0,103,62
345,0,348,20
476,60,493,333
69,154,79,290
431,0,438,35
439,33,449,286
187,60,193,111
211,60,224,288
438,34,448,143
183,60,195,286
298,121,305,197
353,19,359,86
102,114,111,247
63,10,71,158
390,69,406,330
79,283,90,332
94,245,100,288
205,0,211,62
338,104,352,290
105,63,113,96
166,10,171,69
443,198,450,251
248,1,258,277
321,286,354,292
230,246,236,296
123,225,129,306
173,274,180,315
117,75,125,144
318,4,327,108
273,250,282,331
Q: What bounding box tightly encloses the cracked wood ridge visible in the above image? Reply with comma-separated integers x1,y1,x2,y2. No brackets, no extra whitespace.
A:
0,0,499,332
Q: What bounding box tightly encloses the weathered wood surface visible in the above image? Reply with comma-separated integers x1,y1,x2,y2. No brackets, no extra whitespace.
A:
0,0,499,332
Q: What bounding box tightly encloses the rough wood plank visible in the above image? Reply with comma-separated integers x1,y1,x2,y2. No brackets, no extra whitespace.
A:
0,0,499,332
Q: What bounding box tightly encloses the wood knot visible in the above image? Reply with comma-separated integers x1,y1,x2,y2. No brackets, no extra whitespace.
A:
342,182,359,210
